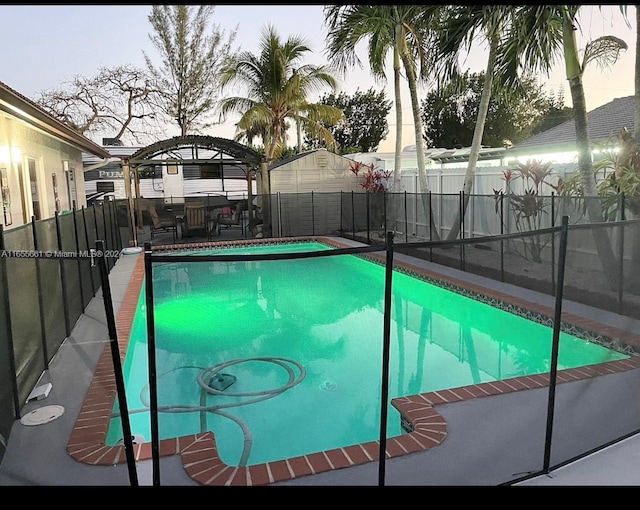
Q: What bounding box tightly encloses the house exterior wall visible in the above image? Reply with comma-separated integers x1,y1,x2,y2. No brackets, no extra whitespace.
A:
0,111,85,230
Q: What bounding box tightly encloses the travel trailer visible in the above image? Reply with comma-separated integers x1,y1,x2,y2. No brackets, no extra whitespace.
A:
83,138,257,205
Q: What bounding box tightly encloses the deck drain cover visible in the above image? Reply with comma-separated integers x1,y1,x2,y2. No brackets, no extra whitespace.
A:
122,247,143,255
20,405,64,426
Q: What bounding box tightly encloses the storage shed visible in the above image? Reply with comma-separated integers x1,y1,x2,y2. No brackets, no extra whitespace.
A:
267,148,362,236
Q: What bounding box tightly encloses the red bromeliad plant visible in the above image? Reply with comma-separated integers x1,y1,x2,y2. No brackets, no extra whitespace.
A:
349,160,392,193
349,160,392,232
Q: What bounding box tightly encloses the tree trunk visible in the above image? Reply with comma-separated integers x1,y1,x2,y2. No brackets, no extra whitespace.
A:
259,161,271,237
630,6,640,289
447,33,499,241
392,50,403,190
400,51,440,240
246,165,253,223
563,15,620,289
389,46,403,233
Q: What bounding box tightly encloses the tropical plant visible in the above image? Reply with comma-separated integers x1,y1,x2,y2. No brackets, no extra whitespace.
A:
144,5,238,136
218,24,342,170
349,160,392,193
557,129,640,221
324,5,401,191
349,160,391,233
436,5,528,242
557,126,640,292
493,160,559,262
217,24,341,237
439,5,626,288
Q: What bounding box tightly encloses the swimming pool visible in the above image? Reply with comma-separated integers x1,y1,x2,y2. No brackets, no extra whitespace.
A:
105,240,629,468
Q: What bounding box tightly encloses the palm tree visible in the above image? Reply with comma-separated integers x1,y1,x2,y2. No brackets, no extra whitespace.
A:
324,5,448,236
436,6,519,241
218,24,341,238
218,23,342,193
495,5,627,288
324,6,402,189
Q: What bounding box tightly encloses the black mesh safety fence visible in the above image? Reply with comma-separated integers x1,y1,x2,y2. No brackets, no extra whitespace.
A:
3,189,639,482
2,225,42,414
77,208,96,309
94,202,106,258
117,190,640,333
545,218,640,472
100,199,116,271
114,218,640,485
83,206,101,293
0,204,121,465
33,218,66,363
0,238,15,458
389,219,639,484
136,240,388,485
59,212,85,324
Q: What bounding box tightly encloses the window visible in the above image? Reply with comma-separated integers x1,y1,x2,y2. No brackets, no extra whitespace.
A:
199,163,222,179
97,181,115,193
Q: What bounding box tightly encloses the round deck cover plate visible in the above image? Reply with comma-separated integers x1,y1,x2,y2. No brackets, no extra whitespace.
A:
20,405,65,426
122,247,143,255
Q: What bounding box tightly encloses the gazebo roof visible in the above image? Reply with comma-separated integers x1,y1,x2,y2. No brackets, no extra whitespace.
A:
126,135,264,167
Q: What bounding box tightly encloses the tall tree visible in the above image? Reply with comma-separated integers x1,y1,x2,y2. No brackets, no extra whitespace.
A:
324,5,448,236
497,5,627,287
531,89,574,135
218,24,341,166
144,5,238,136
217,23,341,236
307,88,392,153
36,65,162,144
324,5,403,191
435,5,521,241
420,71,551,148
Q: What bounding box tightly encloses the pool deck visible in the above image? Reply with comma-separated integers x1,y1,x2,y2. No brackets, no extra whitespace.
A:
1,236,639,486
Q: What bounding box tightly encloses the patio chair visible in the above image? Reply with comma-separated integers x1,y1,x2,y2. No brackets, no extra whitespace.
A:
148,202,177,242
180,201,209,238
217,201,246,236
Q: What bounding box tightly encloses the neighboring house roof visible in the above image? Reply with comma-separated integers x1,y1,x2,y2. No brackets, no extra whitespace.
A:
400,145,505,162
428,146,506,163
507,95,634,157
0,80,111,159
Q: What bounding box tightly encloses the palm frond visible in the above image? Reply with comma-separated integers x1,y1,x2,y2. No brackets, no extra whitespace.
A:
582,35,628,71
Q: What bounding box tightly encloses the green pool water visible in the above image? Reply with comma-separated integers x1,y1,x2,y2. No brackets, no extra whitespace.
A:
106,241,629,466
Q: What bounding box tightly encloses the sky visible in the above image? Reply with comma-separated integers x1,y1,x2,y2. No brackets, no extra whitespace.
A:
0,4,636,152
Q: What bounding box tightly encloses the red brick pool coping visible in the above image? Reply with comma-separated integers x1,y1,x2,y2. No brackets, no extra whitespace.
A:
66,236,640,485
